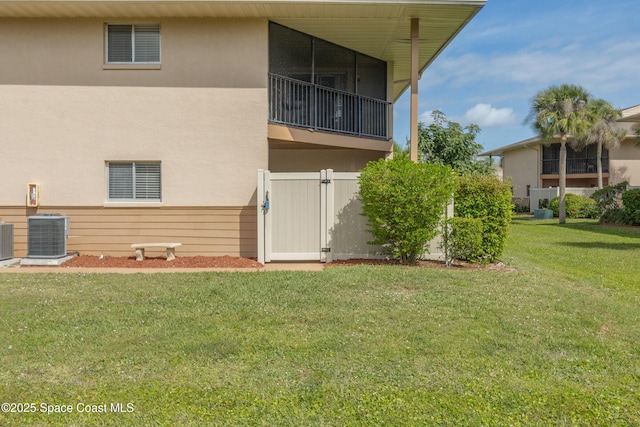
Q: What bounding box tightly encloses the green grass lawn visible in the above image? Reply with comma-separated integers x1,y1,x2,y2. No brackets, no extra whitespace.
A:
1,218,639,426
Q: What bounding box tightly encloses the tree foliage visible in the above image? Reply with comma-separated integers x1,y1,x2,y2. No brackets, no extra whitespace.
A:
527,84,592,224
417,110,492,175
392,140,409,160
574,99,626,188
358,157,455,264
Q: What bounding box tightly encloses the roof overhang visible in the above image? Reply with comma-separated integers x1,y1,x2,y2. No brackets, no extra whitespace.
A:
0,0,487,100
479,135,542,157
620,104,640,123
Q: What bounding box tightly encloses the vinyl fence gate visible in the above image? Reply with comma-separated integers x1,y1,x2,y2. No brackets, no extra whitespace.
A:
257,169,379,263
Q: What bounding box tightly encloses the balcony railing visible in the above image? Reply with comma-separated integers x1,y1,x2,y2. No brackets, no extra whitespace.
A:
269,73,391,140
542,158,609,175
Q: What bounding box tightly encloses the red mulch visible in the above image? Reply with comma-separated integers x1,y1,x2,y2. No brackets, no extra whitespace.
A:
51,255,512,271
59,255,263,269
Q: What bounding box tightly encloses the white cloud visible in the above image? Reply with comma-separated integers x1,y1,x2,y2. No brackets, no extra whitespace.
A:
419,110,438,124
463,104,516,127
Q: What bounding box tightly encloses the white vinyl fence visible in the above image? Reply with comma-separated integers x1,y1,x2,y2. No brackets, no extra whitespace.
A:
257,169,448,263
530,187,598,211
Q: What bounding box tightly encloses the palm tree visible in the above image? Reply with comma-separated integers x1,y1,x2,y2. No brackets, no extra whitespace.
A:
575,99,626,188
528,84,592,224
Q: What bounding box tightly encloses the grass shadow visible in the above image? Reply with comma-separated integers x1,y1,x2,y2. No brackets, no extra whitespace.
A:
558,241,640,251
514,218,640,239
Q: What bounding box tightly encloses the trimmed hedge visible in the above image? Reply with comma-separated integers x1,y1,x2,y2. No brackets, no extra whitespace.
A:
549,194,599,219
454,174,513,263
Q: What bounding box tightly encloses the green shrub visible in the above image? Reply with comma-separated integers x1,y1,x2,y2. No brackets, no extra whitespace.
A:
548,194,598,219
622,188,640,225
443,217,483,265
538,198,550,209
600,208,628,225
582,197,601,219
591,181,628,214
626,210,640,226
454,174,512,263
358,157,455,264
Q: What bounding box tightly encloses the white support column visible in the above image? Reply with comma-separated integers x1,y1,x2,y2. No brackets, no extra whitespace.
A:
410,17,419,163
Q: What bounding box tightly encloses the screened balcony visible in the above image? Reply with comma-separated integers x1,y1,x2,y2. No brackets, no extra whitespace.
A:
269,22,391,141
542,143,609,175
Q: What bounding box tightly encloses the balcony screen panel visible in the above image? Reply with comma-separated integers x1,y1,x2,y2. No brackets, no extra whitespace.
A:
269,23,312,82
314,38,355,93
356,53,387,101
567,144,608,160
544,143,609,160
542,144,559,161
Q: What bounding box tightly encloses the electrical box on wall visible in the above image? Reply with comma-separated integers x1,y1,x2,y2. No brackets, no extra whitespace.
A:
27,183,40,207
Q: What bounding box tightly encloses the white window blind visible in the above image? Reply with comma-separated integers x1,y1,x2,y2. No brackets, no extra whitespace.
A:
106,24,160,64
108,162,161,201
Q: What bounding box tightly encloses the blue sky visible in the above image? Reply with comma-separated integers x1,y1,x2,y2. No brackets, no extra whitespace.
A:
393,0,640,153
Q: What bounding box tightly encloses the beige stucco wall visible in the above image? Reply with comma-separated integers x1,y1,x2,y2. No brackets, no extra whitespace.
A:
609,139,640,186
269,148,386,172
0,17,268,207
502,146,539,198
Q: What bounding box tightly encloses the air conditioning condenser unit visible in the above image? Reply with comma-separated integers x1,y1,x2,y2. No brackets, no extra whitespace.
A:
0,222,14,261
27,214,69,259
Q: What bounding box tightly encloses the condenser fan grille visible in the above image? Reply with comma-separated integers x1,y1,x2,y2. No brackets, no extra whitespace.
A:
27,215,68,258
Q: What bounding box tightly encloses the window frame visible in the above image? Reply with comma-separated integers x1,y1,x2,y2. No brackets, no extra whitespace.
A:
105,23,161,66
106,161,162,203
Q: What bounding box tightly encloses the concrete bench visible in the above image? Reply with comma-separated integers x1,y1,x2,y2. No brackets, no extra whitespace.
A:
131,243,182,261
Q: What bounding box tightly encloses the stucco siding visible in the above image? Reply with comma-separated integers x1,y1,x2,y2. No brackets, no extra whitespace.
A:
609,140,640,186
269,148,386,172
502,147,539,198
0,18,269,207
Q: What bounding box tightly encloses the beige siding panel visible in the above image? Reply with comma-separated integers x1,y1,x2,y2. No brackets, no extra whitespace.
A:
0,206,257,258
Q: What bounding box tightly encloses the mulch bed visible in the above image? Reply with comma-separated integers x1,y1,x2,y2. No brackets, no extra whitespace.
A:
57,255,264,269
22,255,512,271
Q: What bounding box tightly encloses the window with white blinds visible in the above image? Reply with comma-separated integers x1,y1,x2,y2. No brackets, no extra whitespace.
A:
108,162,161,201
106,24,160,64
